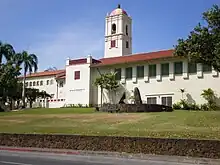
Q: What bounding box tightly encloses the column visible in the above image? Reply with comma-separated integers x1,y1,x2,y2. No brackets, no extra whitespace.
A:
156,63,161,81
120,68,126,84
183,61,189,79
169,62,174,80
197,63,203,78
132,66,137,83
144,64,149,83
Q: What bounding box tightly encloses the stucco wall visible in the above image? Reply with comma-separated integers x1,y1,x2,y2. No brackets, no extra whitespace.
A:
93,59,220,106
65,63,91,105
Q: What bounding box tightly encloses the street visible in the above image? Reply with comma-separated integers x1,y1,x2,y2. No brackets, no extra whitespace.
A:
0,150,218,165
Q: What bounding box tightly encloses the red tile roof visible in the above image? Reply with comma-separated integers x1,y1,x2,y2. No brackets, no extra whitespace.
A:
91,49,175,67
69,58,100,65
19,69,65,79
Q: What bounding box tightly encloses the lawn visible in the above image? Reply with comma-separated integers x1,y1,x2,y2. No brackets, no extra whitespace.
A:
0,108,220,140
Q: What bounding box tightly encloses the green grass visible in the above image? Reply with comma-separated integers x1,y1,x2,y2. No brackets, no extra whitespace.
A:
0,108,220,140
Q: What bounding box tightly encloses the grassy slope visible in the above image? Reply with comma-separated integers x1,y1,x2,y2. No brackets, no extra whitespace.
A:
0,108,220,140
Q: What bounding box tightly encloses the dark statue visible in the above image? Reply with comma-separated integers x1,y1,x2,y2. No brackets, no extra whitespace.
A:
119,92,126,104
133,87,142,104
99,87,173,113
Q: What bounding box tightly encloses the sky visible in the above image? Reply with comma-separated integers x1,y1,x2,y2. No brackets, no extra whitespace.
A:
0,0,219,71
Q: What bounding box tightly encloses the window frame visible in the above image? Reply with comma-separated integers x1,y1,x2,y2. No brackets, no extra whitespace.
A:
137,65,144,78
161,63,169,76
161,96,172,107
74,71,80,80
174,61,183,75
125,67,132,79
115,68,121,80
188,62,197,74
149,64,156,77
147,97,157,104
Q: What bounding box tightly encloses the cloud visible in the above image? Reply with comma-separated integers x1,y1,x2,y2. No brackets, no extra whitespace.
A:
30,21,104,71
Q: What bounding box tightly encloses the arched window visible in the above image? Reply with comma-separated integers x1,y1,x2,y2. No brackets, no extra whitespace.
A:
33,81,36,86
30,82,32,86
47,80,49,85
111,23,116,34
126,25,128,35
40,81,43,86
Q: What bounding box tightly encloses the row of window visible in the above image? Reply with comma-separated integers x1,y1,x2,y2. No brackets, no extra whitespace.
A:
114,62,212,80
25,79,54,87
147,96,172,107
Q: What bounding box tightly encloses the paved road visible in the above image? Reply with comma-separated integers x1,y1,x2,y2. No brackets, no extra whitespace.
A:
0,150,218,165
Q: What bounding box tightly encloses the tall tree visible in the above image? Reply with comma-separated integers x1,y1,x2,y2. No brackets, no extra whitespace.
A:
18,51,38,108
0,41,15,64
174,5,220,71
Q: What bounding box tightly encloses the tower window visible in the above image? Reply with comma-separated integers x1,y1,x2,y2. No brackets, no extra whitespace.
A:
126,25,128,35
111,24,116,34
111,40,116,48
126,41,129,48
75,71,80,80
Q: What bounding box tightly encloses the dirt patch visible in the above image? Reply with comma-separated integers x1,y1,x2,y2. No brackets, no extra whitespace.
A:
0,119,26,124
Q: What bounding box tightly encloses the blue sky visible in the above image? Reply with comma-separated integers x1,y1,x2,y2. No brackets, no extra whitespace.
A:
0,0,219,71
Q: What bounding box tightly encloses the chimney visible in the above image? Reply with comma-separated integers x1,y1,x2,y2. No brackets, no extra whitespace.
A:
66,57,70,66
87,54,92,64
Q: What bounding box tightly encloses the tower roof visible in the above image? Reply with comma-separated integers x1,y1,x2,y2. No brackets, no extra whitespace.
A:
110,4,128,16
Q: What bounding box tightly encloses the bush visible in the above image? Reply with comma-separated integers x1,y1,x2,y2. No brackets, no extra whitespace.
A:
173,99,200,111
200,104,209,111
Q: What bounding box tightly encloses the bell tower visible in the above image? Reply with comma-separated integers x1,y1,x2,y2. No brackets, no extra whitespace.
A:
104,4,132,58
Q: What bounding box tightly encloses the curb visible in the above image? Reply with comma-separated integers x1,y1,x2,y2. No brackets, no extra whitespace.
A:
0,146,220,164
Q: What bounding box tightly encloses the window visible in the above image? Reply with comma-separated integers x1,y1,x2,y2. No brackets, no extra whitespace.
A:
46,80,49,85
40,81,43,86
147,97,157,104
36,81,39,86
111,40,116,48
161,63,169,76
125,67,132,79
33,81,36,86
59,81,64,87
137,66,144,78
203,64,212,72
126,41,129,48
161,96,172,107
50,79,53,85
174,61,183,75
149,64,156,77
25,82,28,87
111,23,116,34
188,62,197,74
74,71,80,80
115,68,121,80
126,25,128,35
30,82,32,87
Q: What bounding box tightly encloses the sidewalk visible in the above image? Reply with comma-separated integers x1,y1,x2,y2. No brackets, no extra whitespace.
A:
0,146,219,165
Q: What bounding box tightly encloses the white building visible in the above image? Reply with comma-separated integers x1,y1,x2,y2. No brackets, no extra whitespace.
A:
22,5,220,108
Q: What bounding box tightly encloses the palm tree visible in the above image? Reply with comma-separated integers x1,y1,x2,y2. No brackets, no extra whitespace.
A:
0,41,15,64
18,51,38,108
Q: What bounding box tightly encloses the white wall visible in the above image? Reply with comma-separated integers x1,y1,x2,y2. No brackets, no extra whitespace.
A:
65,62,91,105
93,59,220,106
25,76,66,100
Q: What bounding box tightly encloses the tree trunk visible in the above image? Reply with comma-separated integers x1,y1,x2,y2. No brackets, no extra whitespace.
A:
100,87,103,107
22,72,26,108
30,101,32,108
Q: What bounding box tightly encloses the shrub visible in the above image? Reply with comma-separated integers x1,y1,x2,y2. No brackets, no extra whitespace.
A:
201,88,219,110
173,99,200,111
200,104,209,111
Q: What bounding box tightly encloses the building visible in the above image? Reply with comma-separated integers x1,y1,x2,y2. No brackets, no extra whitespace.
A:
22,5,220,108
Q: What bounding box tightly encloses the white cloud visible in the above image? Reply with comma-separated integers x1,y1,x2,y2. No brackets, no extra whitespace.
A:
30,21,104,71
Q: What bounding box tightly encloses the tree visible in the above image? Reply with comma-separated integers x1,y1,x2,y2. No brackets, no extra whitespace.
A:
94,74,105,106
201,88,218,110
174,5,220,71
44,67,57,71
18,51,38,108
94,72,119,105
103,72,119,104
0,41,15,64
